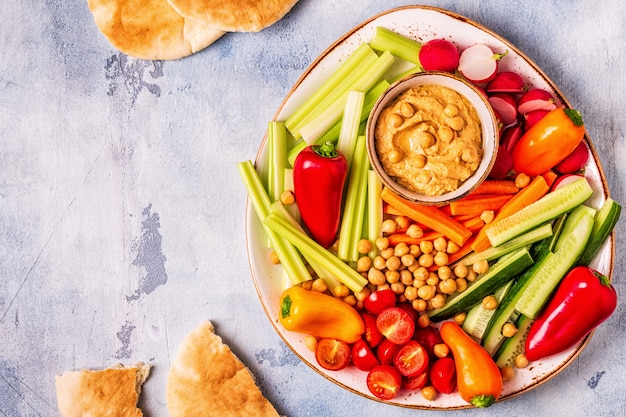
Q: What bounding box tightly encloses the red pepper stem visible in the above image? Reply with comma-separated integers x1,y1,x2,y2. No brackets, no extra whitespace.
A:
563,108,584,127
313,141,340,158
594,270,611,287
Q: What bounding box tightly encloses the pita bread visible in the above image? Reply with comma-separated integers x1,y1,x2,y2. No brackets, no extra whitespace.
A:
166,321,280,417
87,0,225,60
166,0,299,32
55,363,151,417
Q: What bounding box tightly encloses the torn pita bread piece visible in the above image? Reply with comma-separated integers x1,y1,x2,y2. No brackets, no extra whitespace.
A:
167,321,281,417
87,0,225,60
167,0,299,32
55,362,151,417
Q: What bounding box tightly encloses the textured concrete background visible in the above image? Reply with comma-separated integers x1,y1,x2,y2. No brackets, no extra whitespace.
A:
1,0,625,416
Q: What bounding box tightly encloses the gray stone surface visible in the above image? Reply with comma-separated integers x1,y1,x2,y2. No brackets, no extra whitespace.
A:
1,1,625,416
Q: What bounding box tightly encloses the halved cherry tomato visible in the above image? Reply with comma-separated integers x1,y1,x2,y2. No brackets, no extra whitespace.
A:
403,371,429,391
376,338,401,365
393,340,429,377
352,338,380,372
315,338,351,371
413,325,444,361
363,289,396,315
361,312,384,348
430,357,457,394
376,307,415,345
366,365,402,400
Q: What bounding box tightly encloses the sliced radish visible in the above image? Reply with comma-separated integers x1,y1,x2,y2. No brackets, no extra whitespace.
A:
489,146,514,180
500,124,524,152
418,39,459,72
554,141,589,174
487,71,525,93
517,88,557,115
551,173,585,191
458,44,508,84
488,93,518,125
523,109,550,131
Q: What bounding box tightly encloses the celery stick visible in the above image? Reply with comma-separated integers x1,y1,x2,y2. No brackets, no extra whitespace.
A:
267,121,287,202
370,26,422,65
298,51,396,144
388,65,423,84
264,213,368,293
238,161,312,285
337,136,370,262
285,43,378,139
282,168,300,222
286,79,390,166
367,170,383,258
337,90,365,168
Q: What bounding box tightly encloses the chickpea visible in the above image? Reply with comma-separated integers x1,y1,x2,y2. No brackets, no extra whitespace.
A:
356,256,372,272
368,268,387,286
375,237,390,251
426,272,440,286
421,386,437,401
401,254,416,267
354,287,371,302
406,224,424,239
333,285,350,298
377,283,391,291
389,113,404,128
419,240,434,254
434,251,449,266
394,242,410,257
446,116,466,131
270,251,281,265
438,278,458,295
430,293,447,309
417,285,436,301
417,170,432,184
304,335,318,352
500,366,515,381
466,269,478,282
446,240,461,254
413,154,427,168
437,265,452,281
301,280,313,291
515,354,529,369
386,256,402,271
412,278,426,288
385,269,400,284
412,298,428,312
390,282,405,294
404,285,418,301
455,278,468,293
381,247,394,260
381,219,398,234
482,295,499,310
312,278,328,293
502,323,519,338
280,190,296,205
400,102,415,118
395,216,410,230
437,125,454,143
409,244,422,258
387,148,404,164
433,237,448,252
453,263,469,279
417,313,431,328
343,294,357,306
472,259,490,275
418,253,434,268
400,270,414,285
418,131,436,148
443,103,459,117
373,255,387,270
413,266,429,281
515,172,531,188
433,343,450,358
461,147,479,163
480,210,495,224
453,312,466,325
357,239,373,254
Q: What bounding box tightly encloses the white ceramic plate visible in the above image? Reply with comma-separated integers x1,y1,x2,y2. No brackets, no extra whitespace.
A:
245,5,615,409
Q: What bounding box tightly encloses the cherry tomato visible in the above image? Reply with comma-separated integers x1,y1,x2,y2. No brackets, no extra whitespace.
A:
376,307,415,345
315,338,351,371
366,365,402,400
429,357,457,394
393,340,429,377
413,325,444,361
363,289,396,315
352,338,380,372
361,312,384,348
402,371,429,391
376,338,401,365
396,301,419,323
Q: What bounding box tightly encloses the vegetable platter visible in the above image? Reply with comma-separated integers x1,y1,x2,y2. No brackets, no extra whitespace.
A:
243,5,616,410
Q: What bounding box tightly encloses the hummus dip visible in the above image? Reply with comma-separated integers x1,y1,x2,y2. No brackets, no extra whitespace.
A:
374,84,483,196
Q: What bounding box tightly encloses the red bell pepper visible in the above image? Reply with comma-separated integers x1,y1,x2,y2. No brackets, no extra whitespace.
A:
293,141,347,249
525,266,618,361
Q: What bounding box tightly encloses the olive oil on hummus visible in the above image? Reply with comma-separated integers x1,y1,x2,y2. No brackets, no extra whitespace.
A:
374,84,483,196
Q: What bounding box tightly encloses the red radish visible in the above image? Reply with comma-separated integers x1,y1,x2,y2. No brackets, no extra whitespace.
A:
418,39,459,72
500,124,524,152
551,173,585,191
555,141,589,174
523,109,550,131
489,146,514,180
487,71,525,93
488,93,518,125
458,44,508,83
517,88,557,115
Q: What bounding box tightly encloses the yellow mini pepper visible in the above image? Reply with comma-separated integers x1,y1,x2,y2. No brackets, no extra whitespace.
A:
279,286,365,344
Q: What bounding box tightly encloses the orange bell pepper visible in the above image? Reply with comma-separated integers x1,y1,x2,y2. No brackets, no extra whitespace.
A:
279,286,364,343
512,107,585,176
440,322,503,408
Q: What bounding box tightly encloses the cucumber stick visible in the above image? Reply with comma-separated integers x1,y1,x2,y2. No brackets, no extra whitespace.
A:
486,177,593,247
462,280,514,340
578,198,622,266
515,204,596,319
493,314,534,368
428,248,534,322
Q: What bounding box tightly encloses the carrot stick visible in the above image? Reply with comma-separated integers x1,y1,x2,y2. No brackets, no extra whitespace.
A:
380,187,473,246
468,180,519,196
471,175,550,252
388,231,444,247
541,170,559,188
429,235,476,271
449,194,513,217
461,217,485,233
